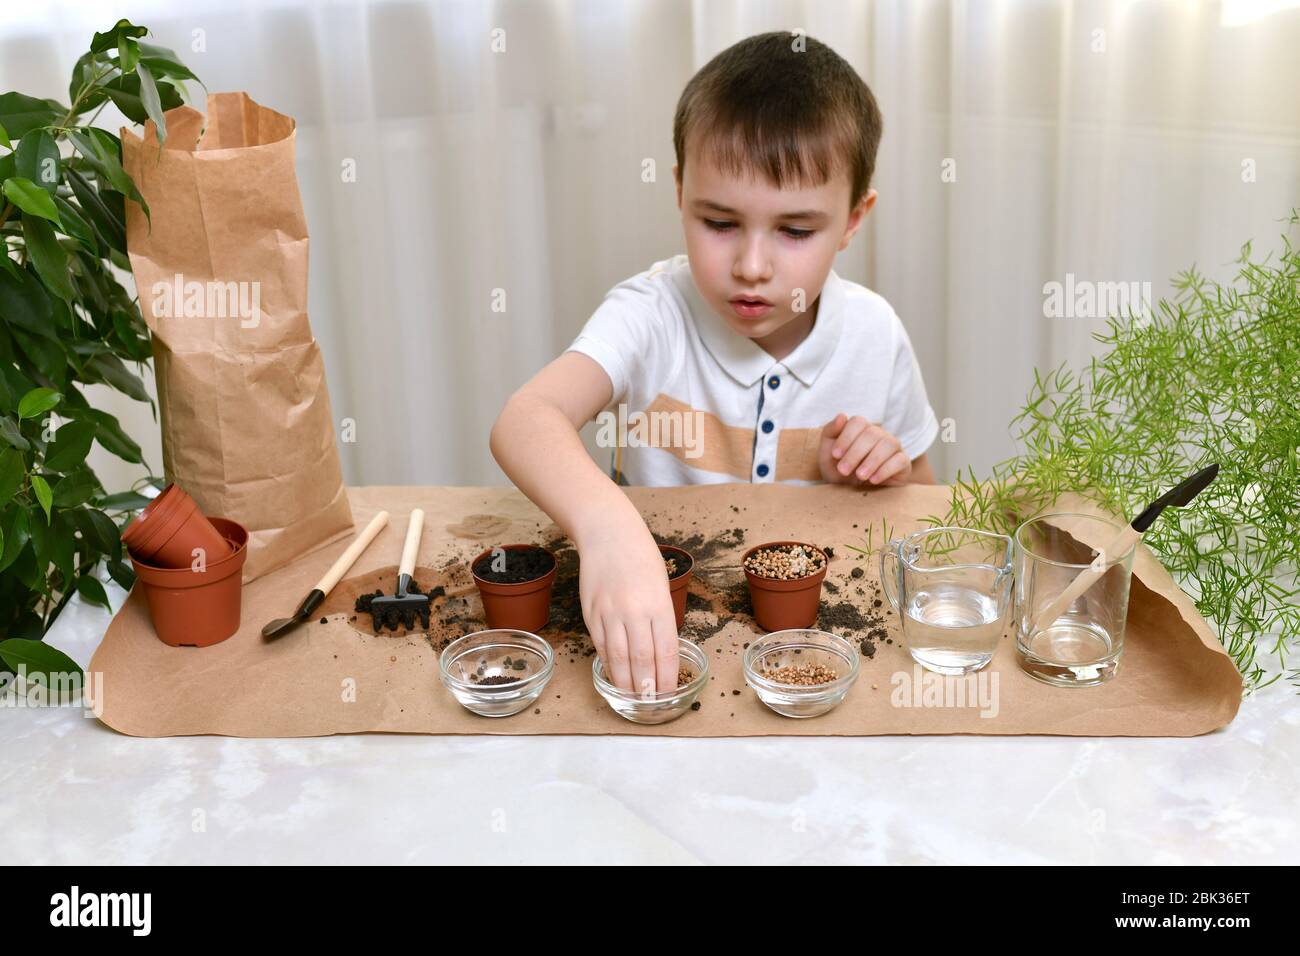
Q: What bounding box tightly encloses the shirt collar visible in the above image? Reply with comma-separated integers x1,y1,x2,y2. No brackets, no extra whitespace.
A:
672,255,845,388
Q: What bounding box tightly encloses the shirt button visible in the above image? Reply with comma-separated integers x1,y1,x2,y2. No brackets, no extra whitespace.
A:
761,420,774,434
756,463,770,477
767,375,781,390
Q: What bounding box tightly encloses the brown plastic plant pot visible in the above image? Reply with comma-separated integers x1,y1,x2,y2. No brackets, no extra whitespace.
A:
129,517,248,648
471,544,558,632
659,545,694,631
119,482,232,569
742,540,829,632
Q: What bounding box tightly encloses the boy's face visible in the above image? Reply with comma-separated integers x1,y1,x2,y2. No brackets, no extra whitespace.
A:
674,147,875,353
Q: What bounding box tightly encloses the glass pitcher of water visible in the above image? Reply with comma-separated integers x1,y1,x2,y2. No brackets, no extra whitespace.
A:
879,527,1014,675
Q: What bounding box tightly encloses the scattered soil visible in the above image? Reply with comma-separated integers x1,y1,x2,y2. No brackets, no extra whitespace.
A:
471,546,555,584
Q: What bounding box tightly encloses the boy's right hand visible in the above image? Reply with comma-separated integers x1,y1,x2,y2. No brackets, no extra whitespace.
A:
577,515,680,696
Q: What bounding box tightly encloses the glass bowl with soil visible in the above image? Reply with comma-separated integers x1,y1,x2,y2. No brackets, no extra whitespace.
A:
592,637,710,724
742,541,829,631
659,545,694,631
439,629,555,717
471,544,558,632
743,629,860,718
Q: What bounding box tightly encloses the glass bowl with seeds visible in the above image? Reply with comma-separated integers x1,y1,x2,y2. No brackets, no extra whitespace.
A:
743,629,860,718
592,637,710,724
439,629,554,717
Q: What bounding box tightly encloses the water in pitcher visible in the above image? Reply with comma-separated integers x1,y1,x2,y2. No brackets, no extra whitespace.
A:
903,582,1006,675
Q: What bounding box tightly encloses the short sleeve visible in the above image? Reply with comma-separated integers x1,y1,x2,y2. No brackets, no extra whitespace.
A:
565,274,676,412
881,311,940,460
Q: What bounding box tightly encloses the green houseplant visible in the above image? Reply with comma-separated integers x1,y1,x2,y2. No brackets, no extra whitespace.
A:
925,215,1300,691
0,20,199,678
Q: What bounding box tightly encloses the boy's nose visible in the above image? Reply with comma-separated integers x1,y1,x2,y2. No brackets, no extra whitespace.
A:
734,237,773,283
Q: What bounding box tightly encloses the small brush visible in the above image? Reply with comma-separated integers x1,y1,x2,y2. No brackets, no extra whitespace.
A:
367,508,431,633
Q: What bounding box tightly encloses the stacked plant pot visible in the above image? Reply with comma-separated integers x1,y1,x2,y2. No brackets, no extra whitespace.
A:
120,484,248,647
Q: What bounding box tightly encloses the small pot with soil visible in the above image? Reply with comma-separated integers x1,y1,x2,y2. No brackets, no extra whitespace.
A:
129,517,248,647
742,541,829,631
471,544,558,632
659,545,694,631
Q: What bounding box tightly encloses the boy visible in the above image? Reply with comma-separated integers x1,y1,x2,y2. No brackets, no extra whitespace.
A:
490,32,939,696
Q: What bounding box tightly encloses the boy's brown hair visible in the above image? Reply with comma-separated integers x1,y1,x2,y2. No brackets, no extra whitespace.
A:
673,31,883,211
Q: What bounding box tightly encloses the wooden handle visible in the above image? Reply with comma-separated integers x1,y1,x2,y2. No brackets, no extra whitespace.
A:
398,508,424,579
314,511,389,595
1028,525,1140,635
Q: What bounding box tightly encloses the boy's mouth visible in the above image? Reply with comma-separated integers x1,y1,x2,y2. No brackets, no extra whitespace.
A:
729,294,773,319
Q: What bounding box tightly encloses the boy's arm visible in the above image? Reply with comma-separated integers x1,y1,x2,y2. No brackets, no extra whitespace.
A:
489,351,679,695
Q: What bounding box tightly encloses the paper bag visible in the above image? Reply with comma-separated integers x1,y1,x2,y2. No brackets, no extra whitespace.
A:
121,92,353,582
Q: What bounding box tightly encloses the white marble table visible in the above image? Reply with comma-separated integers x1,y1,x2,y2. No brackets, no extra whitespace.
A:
5,582,1297,865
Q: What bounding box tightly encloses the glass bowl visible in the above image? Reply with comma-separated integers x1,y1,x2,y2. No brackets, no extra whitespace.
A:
592,638,710,724
743,629,860,718
439,629,554,717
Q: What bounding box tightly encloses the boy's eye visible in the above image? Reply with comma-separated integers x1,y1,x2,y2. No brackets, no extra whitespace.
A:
702,219,814,241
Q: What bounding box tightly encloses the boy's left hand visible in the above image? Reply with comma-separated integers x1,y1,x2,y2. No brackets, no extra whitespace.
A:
818,413,912,486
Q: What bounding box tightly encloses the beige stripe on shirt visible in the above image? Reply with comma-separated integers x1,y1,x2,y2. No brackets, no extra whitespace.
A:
639,393,822,482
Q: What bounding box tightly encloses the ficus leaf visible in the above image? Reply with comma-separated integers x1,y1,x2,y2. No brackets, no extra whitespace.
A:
0,446,24,503
20,214,75,303
15,129,60,195
52,468,97,508
134,61,166,143
0,92,59,140
0,264,57,341
0,503,30,573
90,19,148,55
0,417,29,451
75,575,112,610
64,167,127,254
51,197,98,254
118,36,140,75
0,638,84,685
2,176,61,224
43,420,97,472
30,473,52,523
17,387,60,420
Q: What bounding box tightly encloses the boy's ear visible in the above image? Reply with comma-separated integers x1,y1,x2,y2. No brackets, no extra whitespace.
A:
673,163,682,208
838,188,877,252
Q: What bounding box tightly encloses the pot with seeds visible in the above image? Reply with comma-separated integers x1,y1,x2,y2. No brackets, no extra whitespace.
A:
659,545,694,631
741,541,829,631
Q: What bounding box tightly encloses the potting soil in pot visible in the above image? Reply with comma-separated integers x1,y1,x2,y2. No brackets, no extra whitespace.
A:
471,547,555,583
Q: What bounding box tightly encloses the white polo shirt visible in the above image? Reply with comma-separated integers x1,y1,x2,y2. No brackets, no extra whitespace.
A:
567,253,939,486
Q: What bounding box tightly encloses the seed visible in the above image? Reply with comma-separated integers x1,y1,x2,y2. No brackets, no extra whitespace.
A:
743,544,826,580
763,663,838,685
677,666,694,687
475,674,521,686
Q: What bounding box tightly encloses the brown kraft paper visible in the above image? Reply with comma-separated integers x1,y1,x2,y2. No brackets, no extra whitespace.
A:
121,92,353,583
88,482,1243,737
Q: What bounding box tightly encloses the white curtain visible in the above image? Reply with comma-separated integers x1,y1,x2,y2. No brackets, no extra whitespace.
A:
4,0,1298,491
